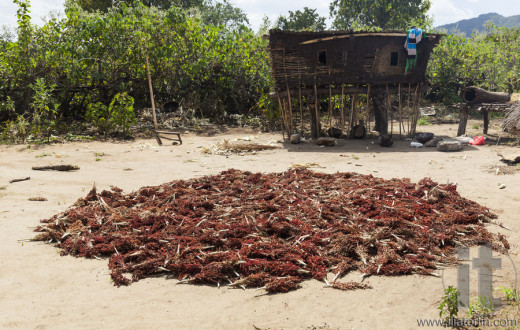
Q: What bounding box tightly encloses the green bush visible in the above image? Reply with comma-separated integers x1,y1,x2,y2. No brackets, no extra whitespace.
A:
0,96,15,119
86,102,111,137
417,116,432,126
86,92,136,138
0,115,30,143
30,78,59,141
108,92,136,137
438,286,459,323
0,120,15,142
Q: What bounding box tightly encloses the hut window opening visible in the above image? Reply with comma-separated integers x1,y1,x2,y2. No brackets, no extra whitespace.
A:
390,52,399,66
318,50,327,65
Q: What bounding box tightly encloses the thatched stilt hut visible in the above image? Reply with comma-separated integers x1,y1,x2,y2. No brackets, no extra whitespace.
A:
504,101,520,136
266,29,443,139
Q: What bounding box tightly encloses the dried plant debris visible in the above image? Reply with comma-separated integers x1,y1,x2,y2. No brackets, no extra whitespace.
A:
34,169,507,293
201,140,280,155
328,281,372,291
290,163,324,169
487,166,519,175
28,197,48,201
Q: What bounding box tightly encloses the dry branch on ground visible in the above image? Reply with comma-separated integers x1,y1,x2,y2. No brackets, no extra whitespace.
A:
32,165,79,171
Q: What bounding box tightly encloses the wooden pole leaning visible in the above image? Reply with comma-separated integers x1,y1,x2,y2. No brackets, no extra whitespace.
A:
145,54,157,130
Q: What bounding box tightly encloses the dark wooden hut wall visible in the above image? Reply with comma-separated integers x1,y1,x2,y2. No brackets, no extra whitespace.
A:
269,30,442,92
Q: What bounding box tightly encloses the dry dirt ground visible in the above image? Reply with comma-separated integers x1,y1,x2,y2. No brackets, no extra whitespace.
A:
1,120,519,329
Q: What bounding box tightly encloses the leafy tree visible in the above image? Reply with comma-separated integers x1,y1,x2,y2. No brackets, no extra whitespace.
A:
427,25,520,103
199,0,249,30
11,0,34,113
0,1,271,134
64,0,112,12
329,0,431,30
65,0,205,12
64,0,247,29
274,7,326,31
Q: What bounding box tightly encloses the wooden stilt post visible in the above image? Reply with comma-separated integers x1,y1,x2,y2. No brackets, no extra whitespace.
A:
282,47,293,135
410,83,421,135
397,83,403,139
314,81,320,139
366,84,371,133
340,85,345,131
391,100,394,136
328,84,333,127
483,110,490,134
457,104,469,136
286,90,293,135
298,60,303,135
349,84,359,137
286,98,292,136
411,85,417,135
277,95,286,139
407,83,411,136
386,84,392,136
398,83,403,138
298,89,303,135
415,87,423,135
283,98,288,137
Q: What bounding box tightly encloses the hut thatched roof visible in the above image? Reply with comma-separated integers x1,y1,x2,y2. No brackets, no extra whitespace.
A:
504,101,520,135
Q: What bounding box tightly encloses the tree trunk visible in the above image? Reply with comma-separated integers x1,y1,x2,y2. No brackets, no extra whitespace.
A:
483,110,490,134
373,92,388,135
462,86,511,104
457,105,469,136
307,96,320,139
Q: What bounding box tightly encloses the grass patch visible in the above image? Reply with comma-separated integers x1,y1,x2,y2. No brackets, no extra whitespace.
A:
417,116,433,126
35,153,52,158
490,112,505,120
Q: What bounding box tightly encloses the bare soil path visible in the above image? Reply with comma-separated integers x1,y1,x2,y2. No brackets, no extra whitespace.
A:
0,122,519,329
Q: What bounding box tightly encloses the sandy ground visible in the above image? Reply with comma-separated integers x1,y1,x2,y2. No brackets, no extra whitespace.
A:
1,120,519,329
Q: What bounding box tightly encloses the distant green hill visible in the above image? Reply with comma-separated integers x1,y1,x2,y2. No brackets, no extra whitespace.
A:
437,13,520,36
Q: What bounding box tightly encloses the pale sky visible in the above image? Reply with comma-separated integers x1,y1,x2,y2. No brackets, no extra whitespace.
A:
2,0,520,31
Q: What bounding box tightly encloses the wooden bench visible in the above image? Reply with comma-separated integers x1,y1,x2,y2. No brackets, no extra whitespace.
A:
154,129,182,145
458,103,509,136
